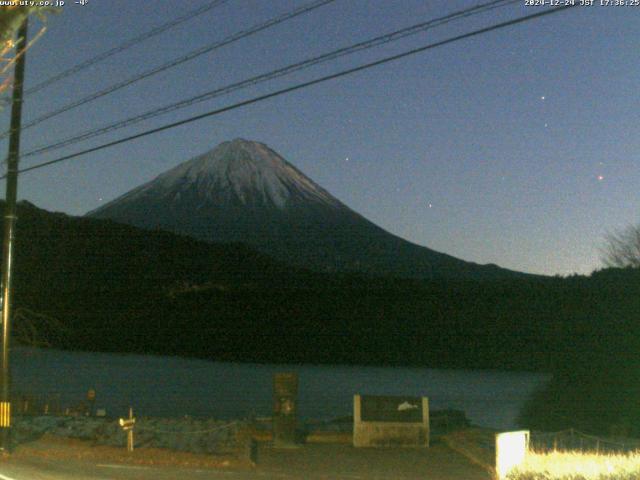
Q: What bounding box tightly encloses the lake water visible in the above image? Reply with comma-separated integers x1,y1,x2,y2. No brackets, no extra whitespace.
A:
11,347,549,430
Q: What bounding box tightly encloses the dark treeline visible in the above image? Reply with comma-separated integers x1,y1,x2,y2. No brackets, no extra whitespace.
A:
7,201,640,434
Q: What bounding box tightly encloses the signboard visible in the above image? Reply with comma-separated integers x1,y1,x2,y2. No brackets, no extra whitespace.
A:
360,395,423,423
119,418,135,431
353,394,429,447
495,430,529,479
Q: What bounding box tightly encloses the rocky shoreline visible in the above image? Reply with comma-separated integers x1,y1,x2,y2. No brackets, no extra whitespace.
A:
11,415,248,455
9,408,470,457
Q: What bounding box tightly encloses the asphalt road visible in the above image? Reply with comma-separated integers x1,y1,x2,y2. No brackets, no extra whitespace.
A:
0,440,492,479
0,457,250,480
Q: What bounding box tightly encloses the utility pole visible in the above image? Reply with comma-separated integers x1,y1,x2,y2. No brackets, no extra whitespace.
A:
0,17,28,452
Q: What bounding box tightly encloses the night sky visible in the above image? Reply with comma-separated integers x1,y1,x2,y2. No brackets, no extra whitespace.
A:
0,0,638,276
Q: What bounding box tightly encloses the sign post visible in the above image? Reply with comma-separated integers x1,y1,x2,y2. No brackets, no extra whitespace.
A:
273,373,298,447
119,407,136,452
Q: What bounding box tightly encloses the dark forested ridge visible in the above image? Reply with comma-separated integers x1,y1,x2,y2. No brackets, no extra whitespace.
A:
6,200,639,370
6,201,640,433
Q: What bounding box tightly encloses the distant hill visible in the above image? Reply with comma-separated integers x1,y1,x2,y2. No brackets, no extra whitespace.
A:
7,200,306,348
88,138,530,281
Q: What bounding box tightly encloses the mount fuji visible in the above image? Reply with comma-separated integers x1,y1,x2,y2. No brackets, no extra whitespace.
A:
88,139,524,280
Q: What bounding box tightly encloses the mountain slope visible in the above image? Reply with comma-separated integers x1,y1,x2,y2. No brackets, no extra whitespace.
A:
89,138,527,280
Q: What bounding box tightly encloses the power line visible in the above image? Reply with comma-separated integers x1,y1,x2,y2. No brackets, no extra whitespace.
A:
23,0,231,97
22,0,520,160
12,5,577,178
0,0,336,140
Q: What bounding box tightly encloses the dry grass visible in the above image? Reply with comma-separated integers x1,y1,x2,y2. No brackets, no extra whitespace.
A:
507,450,640,480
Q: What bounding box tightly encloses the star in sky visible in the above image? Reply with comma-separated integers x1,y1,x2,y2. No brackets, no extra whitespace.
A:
13,1,637,277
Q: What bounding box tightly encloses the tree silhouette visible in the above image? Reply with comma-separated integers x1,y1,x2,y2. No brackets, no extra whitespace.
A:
602,224,640,268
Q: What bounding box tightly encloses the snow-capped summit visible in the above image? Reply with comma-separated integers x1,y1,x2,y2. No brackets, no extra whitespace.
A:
141,138,341,210
98,139,341,212
89,139,525,280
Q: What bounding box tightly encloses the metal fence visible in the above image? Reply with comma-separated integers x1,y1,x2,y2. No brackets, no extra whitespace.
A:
530,428,640,454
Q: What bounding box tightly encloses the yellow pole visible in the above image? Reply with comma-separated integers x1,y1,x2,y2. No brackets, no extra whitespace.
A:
0,16,28,452
127,407,134,452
